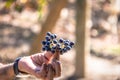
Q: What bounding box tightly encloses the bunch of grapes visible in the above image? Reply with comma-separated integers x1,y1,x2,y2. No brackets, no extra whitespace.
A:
41,32,74,54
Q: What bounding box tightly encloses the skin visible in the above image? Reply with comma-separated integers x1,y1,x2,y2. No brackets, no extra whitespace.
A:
0,51,61,80
0,63,15,80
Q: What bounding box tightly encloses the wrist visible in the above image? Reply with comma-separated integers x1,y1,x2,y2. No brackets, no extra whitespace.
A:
13,57,27,75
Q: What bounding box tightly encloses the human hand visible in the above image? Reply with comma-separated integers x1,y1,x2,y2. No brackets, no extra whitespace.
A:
18,51,61,79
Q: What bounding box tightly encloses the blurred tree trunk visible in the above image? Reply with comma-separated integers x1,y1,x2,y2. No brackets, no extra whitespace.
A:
29,0,68,55
75,0,91,78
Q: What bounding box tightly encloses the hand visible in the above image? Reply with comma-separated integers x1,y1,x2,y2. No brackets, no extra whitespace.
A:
18,51,61,79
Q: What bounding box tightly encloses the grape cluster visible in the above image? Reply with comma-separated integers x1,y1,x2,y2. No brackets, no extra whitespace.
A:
41,32,74,54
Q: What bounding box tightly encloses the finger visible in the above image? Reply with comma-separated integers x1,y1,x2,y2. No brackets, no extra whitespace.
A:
52,61,61,77
35,63,47,79
30,53,43,65
46,64,54,80
31,52,52,65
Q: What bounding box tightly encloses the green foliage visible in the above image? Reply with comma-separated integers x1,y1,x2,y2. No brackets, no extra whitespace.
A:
5,0,14,8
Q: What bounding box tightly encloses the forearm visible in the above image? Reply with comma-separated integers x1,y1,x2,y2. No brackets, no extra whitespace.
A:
0,63,15,80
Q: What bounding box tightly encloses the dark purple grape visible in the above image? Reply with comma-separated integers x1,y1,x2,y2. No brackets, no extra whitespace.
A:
52,46,57,50
66,46,71,50
42,40,46,45
58,47,62,51
46,47,51,51
53,34,57,38
44,45,49,48
66,40,70,43
64,42,69,46
51,49,55,53
50,34,54,39
62,48,67,53
56,43,61,48
47,32,51,36
42,47,46,51
45,36,51,41
42,45,49,51
70,42,74,46
46,41,50,46
59,38,64,43
53,39,57,44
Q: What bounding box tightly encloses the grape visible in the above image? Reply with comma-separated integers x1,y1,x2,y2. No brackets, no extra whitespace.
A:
42,46,49,51
58,47,62,50
64,42,69,46
56,43,61,48
62,48,67,53
41,32,74,54
50,34,55,39
45,36,51,41
54,34,57,38
47,32,51,36
59,38,64,43
66,40,70,43
44,45,49,49
53,39,57,44
42,40,46,45
52,46,56,50
51,49,55,53
42,47,46,51
46,41,50,46
46,46,51,51
70,42,74,46
66,46,71,50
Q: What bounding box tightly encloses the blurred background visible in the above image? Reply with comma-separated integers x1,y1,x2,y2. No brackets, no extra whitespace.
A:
0,0,120,80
